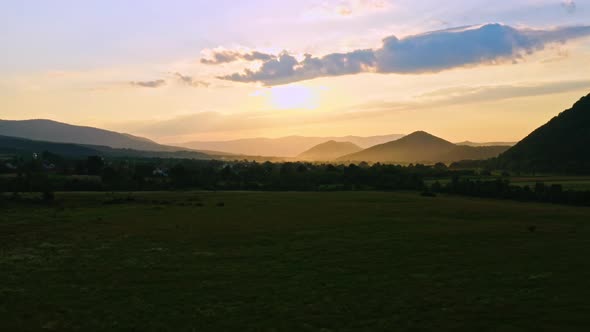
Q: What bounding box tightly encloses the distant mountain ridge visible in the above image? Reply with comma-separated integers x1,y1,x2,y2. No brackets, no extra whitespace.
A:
0,119,236,158
0,119,174,151
0,135,211,160
497,92,590,173
338,131,509,163
338,131,454,163
0,119,513,163
179,134,404,157
456,141,516,147
297,141,362,161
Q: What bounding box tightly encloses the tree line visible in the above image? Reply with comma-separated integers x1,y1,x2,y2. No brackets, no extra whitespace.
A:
1,152,589,207
1,153,443,193
431,177,590,207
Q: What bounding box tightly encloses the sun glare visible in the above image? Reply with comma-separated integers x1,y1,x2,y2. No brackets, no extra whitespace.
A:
269,85,319,110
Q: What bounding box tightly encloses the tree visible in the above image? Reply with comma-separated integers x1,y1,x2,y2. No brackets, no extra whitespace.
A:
86,156,104,175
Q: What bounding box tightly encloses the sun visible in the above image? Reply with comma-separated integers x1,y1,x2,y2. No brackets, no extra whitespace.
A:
269,85,319,110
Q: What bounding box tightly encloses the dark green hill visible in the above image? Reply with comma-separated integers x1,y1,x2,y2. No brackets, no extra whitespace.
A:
497,93,590,173
297,141,362,161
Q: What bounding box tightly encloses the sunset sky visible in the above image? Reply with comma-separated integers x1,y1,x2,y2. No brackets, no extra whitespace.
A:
1,0,589,143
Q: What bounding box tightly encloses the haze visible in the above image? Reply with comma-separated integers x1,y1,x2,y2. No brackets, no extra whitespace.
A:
1,0,589,143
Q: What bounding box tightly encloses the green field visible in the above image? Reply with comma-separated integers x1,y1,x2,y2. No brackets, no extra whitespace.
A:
425,176,590,191
510,176,590,191
2,192,590,331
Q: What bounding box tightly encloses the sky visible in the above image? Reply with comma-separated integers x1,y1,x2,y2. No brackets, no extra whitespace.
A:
1,0,590,143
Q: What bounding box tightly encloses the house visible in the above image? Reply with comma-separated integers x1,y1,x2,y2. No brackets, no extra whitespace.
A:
152,168,169,177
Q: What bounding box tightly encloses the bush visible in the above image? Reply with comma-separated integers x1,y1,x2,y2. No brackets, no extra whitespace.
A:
421,191,437,198
42,190,55,202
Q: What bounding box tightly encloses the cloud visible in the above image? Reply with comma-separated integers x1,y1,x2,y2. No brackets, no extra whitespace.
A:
218,24,590,86
173,72,210,87
221,50,377,85
561,0,576,13
130,74,210,89
200,50,276,65
353,80,590,115
130,79,166,88
418,80,590,105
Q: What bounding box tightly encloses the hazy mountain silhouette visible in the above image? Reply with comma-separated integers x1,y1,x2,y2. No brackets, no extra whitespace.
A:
0,135,211,159
297,141,362,161
179,134,404,157
0,119,238,157
339,131,508,163
440,145,510,162
0,119,221,155
0,119,513,163
338,131,454,163
456,141,516,147
497,93,590,173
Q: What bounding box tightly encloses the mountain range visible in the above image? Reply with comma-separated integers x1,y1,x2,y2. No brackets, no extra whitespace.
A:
0,119,235,157
456,141,516,147
3,92,590,168
0,135,211,160
0,119,174,151
178,134,405,157
297,141,363,161
0,119,521,164
337,131,510,163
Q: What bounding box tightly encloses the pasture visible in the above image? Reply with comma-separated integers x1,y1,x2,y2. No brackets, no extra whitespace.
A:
425,175,590,191
1,191,590,331
510,176,590,191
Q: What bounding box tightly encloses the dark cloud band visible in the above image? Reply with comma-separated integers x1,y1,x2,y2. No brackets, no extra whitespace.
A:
217,24,590,86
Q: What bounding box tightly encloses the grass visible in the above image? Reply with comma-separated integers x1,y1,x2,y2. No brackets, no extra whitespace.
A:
1,191,590,331
510,176,590,191
425,176,590,191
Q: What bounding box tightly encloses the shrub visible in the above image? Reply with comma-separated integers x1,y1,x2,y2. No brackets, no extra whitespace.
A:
42,190,55,202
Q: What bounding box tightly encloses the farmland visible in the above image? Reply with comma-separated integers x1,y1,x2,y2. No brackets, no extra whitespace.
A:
2,191,590,330
425,175,590,191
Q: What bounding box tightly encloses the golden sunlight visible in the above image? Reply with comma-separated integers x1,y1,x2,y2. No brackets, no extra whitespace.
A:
268,85,319,110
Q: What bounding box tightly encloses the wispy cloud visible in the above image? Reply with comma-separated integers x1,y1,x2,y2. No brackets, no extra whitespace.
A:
200,50,276,65
173,72,210,87
354,80,590,114
129,73,210,89
130,79,166,88
217,24,590,86
418,80,590,105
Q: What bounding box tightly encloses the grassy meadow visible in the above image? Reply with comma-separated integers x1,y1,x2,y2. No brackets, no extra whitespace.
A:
2,191,590,331
510,176,590,191
425,175,590,191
